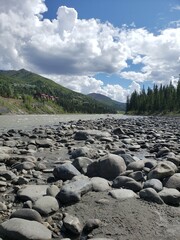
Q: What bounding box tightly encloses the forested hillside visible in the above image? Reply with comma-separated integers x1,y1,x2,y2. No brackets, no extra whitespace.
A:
88,93,126,112
0,69,117,114
126,78,180,114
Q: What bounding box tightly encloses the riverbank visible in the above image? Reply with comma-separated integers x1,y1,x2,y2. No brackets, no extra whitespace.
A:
0,116,180,240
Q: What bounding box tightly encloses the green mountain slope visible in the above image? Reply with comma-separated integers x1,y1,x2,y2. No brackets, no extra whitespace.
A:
87,93,126,112
0,69,117,114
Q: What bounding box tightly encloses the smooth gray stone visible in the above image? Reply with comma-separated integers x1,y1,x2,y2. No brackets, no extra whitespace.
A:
148,161,177,180
10,209,42,222
127,160,144,171
63,213,82,235
91,177,111,192
17,185,49,202
57,178,92,204
0,218,51,240
53,163,81,181
164,173,180,190
87,154,126,181
109,189,138,200
144,179,163,192
158,187,180,206
33,196,59,216
139,188,164,204
112,176,142,192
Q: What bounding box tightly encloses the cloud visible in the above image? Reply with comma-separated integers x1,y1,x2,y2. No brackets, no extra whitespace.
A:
0,0,179,102
44,74,140,102
171,5,180,11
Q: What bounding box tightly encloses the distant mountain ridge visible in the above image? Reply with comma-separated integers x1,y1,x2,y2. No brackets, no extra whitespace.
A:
0,69,118,114
87,93,126,112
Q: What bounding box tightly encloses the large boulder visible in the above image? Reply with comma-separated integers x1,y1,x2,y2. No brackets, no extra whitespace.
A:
57,178,92,204
87,154,126,181
53,163,81,181
164,173,180,190
139,188,164,204
148,161,177,180
158,188,180,206
0,218,51,240
112,176,142,192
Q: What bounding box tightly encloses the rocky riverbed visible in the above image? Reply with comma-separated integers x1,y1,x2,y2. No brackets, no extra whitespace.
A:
0,116,180,240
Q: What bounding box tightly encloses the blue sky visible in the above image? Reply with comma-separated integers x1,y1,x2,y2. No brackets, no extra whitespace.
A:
0,0,180,102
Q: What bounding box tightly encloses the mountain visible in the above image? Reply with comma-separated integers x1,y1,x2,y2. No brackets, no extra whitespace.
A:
87,93,126,112
0,69,117,114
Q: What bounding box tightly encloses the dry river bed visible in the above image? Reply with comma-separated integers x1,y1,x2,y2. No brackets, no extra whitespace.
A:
0,116,180,240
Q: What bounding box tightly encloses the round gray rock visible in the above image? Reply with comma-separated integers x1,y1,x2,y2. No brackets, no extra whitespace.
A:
53,163,81,181
87,154,126,181
91,177,111,192
143,179,163,192
33,196,59,216
139,188,164,204
0,218,51,240
158,187,180,206
10,209,42,222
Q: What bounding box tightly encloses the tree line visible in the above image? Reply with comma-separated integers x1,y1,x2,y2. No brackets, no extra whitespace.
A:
126,77,180,114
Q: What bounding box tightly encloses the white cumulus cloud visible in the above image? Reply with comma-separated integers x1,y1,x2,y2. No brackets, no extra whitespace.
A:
0,0,180,102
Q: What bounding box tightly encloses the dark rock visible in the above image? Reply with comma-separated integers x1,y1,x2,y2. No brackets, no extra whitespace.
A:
87,154,126,181
120,154,136,166
53,163,81,181
139,188,164,204
158,187,180,206
164,173,180,190
112,176,143,192
83,219,101,233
